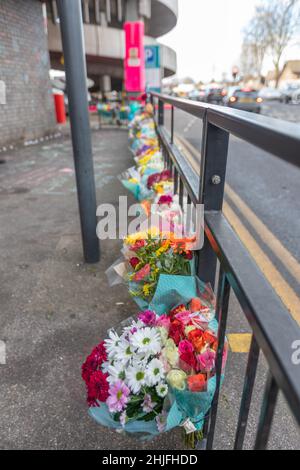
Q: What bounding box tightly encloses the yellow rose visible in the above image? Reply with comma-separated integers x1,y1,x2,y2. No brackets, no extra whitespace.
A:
162,339,179,368
158,327,168,346
167,370,187,391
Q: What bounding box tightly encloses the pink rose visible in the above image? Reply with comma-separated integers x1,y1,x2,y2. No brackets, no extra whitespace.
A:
178,339,194,356
156,314,171,330
175,310,193,326
197,349,216,372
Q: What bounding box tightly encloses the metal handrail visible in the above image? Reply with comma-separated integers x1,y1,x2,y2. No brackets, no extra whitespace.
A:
152,92,300,167
151,92,300,450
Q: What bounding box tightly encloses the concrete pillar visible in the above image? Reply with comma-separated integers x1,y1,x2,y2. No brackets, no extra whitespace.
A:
94,0,101,24
82,0,90,23
125,0,139,21
102,75,112,93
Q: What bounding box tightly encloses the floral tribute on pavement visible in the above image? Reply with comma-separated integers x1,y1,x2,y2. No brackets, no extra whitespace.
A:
82,103,227,448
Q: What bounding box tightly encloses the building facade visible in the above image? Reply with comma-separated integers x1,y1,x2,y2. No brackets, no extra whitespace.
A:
47,0,178,92
0,0,56,147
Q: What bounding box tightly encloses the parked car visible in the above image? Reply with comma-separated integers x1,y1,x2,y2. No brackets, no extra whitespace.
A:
291,88,300,105
259,87,283,101
280,83,300,103
188,89,201,101
199,86,224,104
224,87,262,113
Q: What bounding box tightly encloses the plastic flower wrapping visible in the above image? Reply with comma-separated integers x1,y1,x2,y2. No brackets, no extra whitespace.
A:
82,283,228,447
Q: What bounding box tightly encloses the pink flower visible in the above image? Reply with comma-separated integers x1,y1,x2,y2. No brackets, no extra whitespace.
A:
178,339,194,356
133,263,151,282
142,394,156,413
156,314,171,330
106,380,130,413
130,239,146,252
197,350,216,372
138,310,157,326
175,310,193,325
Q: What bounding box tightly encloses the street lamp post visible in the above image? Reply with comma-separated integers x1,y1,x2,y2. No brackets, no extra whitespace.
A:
56,0,100,263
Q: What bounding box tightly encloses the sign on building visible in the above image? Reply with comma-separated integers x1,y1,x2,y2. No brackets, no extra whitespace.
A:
145,45,162,93
124,22,145,94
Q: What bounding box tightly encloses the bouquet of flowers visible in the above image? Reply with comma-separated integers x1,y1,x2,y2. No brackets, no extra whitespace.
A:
106,229,195,309
82,293,227,448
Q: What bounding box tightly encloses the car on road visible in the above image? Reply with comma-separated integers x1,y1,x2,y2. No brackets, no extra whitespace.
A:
198,85,224,104
188,89,201,101
259,87,283,101
291,88,300,104
280,83,300,103
224,87,262,113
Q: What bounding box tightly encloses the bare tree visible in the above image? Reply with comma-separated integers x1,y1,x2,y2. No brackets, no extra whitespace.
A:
240,24,268,79
242,0,300,87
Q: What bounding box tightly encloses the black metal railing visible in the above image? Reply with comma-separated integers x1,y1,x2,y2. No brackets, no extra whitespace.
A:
151,92,300,450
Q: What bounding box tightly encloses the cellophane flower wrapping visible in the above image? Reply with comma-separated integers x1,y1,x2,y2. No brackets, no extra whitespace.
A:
82,278,227,444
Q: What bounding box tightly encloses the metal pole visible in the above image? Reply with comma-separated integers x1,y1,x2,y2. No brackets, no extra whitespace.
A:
56,0,100,263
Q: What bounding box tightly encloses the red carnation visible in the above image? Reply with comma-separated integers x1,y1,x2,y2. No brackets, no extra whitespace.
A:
87,370,109,405
129,257,140,269
169,319,185,346
160,170,172,181
158,195,173,205
147,172,161,189
81,342,107,384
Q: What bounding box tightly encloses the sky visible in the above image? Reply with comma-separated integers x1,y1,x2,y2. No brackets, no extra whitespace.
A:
159,0,300,83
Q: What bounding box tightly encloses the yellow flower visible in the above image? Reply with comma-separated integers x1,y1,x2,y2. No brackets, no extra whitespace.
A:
128,178,139,184
162,339,179,368
158,327,168,346
156,240,171,257
125,231,147,245
142,283,151,297
167,370,187,391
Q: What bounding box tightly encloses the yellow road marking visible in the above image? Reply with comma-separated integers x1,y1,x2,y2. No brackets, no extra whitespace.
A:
175,133,300,326
223,203,300,324
226,185,300,285
227,334,253,353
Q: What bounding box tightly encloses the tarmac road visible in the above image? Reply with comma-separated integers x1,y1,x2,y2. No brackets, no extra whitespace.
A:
165,101,300,323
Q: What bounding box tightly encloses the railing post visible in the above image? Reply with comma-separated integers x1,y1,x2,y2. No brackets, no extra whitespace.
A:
158,99,164,126
56,0,100,263
198,113,229,288
170,105,174,145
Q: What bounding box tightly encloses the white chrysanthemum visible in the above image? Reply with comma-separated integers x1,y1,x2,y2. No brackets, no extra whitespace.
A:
119,320,144,343
117,340,135,365
156,383,168,398
146,358,165,386
107,361,126,384
104,330,121,360
126,365,147,394
130,327,162,355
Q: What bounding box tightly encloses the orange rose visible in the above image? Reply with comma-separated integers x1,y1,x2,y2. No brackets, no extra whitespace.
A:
188,329,205,353
187,374,207,392
189,298,203,313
